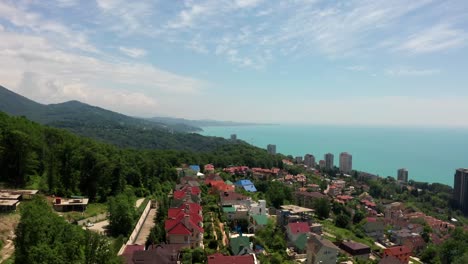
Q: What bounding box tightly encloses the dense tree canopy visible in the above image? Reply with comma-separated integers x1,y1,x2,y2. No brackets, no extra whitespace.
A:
0,112,283,201
15,196,121,264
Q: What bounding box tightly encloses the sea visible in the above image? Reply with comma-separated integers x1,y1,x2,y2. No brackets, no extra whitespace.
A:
201,125,468,186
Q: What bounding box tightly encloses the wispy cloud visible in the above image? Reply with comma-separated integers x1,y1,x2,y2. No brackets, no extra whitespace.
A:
396,24,468,54
385,67,441,76
345,65,367,72
0,1,97,53
0,30,205,116
119,46,147,58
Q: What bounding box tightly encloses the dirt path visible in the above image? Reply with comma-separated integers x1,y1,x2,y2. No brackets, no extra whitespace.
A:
218,222,228,246
0,239,14,263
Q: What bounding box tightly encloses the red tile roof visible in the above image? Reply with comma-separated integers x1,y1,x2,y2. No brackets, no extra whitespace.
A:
287,222,309,234
122,244,145,256
207,253,255,264
384,246,411,257
167,222,192,235
173,190,186,200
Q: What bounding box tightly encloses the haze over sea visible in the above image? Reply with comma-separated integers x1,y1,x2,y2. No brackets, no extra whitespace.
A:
201,125,468,186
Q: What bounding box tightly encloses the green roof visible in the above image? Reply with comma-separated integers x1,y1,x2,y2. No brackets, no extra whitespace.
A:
225,180,234,185
295,233,308,251
230,236,250,255
252,214,268,225
223,206,236,213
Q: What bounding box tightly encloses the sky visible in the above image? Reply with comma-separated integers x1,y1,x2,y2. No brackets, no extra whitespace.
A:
1,0,468,127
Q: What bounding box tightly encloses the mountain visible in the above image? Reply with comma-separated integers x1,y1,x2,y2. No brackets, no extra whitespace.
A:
149,116,274,128
0,85,233,151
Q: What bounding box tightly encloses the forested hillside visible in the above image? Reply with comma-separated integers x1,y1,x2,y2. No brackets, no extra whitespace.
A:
0,112,283,201
0,86,238,151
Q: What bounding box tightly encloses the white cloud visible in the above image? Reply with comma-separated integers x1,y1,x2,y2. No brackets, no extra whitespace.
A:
345,65,366,72
55,0,78,7
235,0,263,8
0,31,206,116
385,67,441,76
0,1,97,53
95,0,155,36
396,24,468,54
0,24,4,31
119,46,147,58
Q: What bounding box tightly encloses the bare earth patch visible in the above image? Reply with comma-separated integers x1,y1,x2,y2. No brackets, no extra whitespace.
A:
0,213,20,263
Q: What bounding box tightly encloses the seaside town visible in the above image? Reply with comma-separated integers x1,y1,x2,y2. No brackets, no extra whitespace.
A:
2,140,466,264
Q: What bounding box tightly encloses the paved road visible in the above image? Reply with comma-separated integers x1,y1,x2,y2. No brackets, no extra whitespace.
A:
87,220,109,235
135,198,145,208
133,208,156,245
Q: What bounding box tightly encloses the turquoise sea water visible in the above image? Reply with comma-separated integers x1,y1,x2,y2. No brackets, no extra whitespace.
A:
201,125,468,186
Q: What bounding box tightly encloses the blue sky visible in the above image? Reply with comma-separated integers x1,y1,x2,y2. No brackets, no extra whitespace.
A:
1,0,468,127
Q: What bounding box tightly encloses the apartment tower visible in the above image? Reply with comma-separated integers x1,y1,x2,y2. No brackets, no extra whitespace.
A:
339,152,353,174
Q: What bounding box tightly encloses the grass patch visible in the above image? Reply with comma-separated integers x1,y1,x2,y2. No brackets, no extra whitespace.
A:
59,203,108,222
319,219,378,250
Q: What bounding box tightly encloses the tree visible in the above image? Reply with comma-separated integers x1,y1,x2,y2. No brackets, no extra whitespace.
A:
108,192,137,237
335,214,350,228
420,244,439,264
314,198,330,219
15,196,121,264
353,210,365,224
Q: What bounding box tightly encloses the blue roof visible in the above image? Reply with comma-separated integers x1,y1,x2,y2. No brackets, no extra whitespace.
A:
189,165,200,172
243,185,257,192
235,179,254,186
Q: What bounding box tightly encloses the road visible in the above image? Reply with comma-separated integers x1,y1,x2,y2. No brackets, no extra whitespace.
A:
133,208,156,245
87,219,109,235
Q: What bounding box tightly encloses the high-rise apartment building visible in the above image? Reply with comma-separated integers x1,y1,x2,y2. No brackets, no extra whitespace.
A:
295,156,303,164
339,152,352,174
397,168,408,182
454,169,468,215
267,144,276,155
304,154,316,168
324,153,334,170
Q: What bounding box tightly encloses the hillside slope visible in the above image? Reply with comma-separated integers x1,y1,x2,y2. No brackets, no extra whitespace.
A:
0,85,227,151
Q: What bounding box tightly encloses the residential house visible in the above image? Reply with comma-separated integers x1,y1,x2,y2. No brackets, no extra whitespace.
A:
204,164,215,172
248,214,268,233
131,244,186,264
249,200,267,215
223,166,250,175
306,233,339,264
220,192,250,207
277,205,314,226
189,165,200,173
363,217,385,241
339,241,371,260
402,235,426,254
382,246,411,264
230,236,254,255
208,180,235,193
0,200,20,212
172,186,201,206
165,214,204,248
235,179,257,192
223,205,249,221
286,222,310,253
122,245,145,264
294,191,327,209
204,174,223,183
207,253,257,264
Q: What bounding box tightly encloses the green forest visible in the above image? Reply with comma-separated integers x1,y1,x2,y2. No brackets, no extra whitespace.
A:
0,112,283,201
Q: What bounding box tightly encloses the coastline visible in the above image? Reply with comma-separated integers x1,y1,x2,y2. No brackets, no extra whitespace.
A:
200,124,468,186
